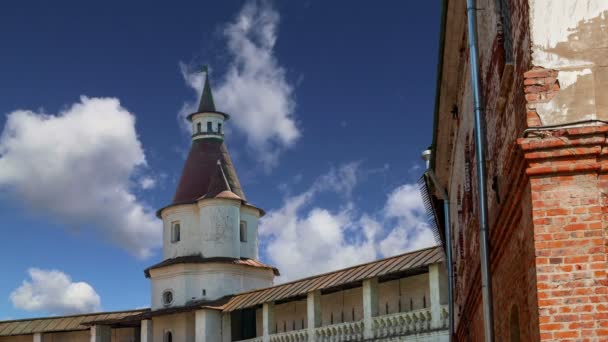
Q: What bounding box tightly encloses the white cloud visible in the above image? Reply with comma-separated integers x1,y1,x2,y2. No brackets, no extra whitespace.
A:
180,0,299,169
260,164,437,282
138,176,156,190
0,96,161,258
10,268,101,315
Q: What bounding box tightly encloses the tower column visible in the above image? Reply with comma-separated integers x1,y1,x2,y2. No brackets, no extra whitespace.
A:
222,313,231,342
195,309,222,342
90,325,111,342
429,263,442,329
362,277,378,339
262,302,276,342
140,319,153,342
307,290,321,341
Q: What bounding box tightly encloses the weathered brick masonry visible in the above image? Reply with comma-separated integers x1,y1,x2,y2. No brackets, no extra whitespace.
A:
434,0,608,341
519,127,608,341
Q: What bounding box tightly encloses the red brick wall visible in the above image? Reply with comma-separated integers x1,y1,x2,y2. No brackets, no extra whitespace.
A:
519,127,608,341
453,0,536,340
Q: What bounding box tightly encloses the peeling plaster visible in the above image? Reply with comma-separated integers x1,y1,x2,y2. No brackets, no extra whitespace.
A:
530,0,608,67
557,69,592,89
529,1,608,125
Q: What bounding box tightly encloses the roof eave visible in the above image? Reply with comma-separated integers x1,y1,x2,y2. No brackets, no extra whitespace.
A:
430,0,449,171
186,110,231,122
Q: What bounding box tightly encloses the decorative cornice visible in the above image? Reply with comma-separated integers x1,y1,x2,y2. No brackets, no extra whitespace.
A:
518,126,608,176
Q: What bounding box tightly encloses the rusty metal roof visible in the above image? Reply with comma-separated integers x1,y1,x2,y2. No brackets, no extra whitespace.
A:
0,309,147,337
144,255,279,278
221,246,444,312
157,139,246,218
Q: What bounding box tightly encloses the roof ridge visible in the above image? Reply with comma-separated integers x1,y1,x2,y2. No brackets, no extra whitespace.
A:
230,245,442,298
0,308,148,324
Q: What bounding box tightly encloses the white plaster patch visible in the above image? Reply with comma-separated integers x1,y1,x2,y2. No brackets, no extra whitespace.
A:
530,0,608,67
557,69,593,89
530,0,608,49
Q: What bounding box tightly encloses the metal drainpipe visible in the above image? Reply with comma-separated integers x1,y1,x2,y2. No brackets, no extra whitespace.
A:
424,168,454,341
466,0,495,340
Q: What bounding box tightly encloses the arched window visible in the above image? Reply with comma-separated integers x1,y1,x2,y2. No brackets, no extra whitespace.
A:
171,222,180,243
162,290,173,306
196,122,201,133
207,121,212,132
240,221,247,242
510,305,520,342
218,122,222,133
164,331,173,342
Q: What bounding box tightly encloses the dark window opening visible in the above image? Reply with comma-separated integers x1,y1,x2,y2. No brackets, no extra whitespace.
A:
423,296,426,308
510,305,521,342
240,221,247,242
498,0,513,62
218,122,222,133
207,121,212,132
197,122,201,133
162,291,173,306
231,308,256,341
171,222,180,243
164,331,172,342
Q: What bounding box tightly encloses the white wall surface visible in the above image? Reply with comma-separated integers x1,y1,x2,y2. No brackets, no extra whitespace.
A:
320,287,363,326
378,273,431,315
199,201,240,258
191,112,225,139
153,312,195,342
0,335,31,342
150,263,274,310
161,200,260,260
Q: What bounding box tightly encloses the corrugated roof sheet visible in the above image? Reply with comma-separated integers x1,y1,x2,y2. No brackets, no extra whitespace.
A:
221,246,444,312
0,309,147,337
144,255,279,278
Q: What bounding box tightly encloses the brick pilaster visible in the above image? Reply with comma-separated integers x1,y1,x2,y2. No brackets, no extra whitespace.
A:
519,126,608,341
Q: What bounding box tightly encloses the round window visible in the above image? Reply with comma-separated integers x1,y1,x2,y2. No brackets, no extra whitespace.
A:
162,290,173,305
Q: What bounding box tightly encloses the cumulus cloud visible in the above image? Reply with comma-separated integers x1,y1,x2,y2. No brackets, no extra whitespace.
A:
10,268,101,315
138,176,157,190
0,96,161,258
180,0,299,169
260,163,437,282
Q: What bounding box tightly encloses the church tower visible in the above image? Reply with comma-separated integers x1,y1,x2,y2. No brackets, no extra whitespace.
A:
145,70,277,311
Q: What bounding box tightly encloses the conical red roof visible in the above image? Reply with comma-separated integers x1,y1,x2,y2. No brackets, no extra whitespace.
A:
171,139,246,205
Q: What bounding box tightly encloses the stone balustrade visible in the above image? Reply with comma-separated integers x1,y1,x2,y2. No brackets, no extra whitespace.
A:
236,305,449,342
269,330,308,342
237,337,262,342
372,308,432,338
313,320,364,341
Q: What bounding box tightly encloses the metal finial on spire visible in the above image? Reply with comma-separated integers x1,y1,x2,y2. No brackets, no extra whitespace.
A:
197,64,216,112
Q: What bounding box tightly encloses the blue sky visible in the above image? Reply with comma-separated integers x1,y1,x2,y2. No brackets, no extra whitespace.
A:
0,0,441,319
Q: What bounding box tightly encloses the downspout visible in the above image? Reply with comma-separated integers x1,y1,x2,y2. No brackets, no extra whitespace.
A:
422,150,454,342
466,0,495,341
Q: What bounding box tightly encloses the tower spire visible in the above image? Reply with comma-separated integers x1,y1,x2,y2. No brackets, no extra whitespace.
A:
198,65,216,113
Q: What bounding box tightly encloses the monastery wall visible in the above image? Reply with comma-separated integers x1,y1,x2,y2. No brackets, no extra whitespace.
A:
0,327,137,342
152,312,195,342
437,0,608,340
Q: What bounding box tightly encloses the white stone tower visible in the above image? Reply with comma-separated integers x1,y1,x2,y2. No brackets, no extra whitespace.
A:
145,69,277,311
